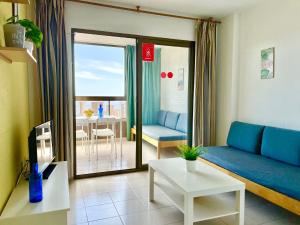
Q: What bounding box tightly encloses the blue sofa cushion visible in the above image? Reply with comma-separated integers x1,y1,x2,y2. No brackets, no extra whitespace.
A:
227,121,265,154
201,146,300,200
175,113,187,133
165,112,180,130
261,127,300,166
157,110,168,126
142,125,187,141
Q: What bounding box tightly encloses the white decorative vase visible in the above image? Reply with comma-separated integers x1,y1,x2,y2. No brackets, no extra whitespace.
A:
186,160,197,172
3,23,25,48
24,41,34,54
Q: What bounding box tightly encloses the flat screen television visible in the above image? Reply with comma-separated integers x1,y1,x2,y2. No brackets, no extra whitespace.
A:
28,121,56,178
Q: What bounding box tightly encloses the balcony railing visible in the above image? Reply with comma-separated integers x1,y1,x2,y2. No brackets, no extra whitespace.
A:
75,96,126,119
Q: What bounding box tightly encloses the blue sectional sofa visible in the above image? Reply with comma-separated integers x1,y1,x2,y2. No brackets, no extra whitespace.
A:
199,121,300,215
131,110,187,159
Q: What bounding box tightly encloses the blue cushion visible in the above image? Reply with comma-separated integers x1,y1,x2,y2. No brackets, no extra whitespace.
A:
261,127,300,166
175,113,187,133
201,146,300,200
157,110,168,126
227,121,265,154
142,125,187,141
165,112,180,130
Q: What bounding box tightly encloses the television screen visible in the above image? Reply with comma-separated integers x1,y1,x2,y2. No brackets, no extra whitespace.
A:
29,121,55,173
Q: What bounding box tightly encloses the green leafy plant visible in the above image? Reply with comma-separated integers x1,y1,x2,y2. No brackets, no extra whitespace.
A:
6,15,19,24
6,16,43,48
177,145,207,161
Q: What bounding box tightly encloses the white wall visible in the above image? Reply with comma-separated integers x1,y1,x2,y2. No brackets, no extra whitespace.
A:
216,14,239,145
65,2,195,41
217,0,300,145
237,0,300,130
160,46,189,113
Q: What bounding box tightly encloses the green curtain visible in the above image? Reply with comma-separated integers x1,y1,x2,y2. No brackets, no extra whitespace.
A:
142,48,161,125
125,46,136,141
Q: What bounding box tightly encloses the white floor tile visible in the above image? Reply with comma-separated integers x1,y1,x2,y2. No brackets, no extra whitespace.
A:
84,192,112,207
109,189,138,202
68,208,88,225
88,217,123,225
114,199,148,215
86,204,118,221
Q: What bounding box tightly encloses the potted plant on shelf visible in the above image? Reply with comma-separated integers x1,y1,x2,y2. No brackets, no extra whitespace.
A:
3,16,25,48
4,16,43,53
177,145,207,172
18,19,43,53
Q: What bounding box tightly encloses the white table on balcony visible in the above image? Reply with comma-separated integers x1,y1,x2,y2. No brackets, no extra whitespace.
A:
76,115,123,159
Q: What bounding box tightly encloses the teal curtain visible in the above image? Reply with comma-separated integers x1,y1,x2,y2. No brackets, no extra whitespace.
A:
142,48,161,125
125,46,136,141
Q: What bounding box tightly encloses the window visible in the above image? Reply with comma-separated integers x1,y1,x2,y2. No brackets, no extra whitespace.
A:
74,44,125,97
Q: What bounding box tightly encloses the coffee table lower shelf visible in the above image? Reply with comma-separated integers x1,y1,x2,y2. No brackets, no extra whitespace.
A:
155,181,239,222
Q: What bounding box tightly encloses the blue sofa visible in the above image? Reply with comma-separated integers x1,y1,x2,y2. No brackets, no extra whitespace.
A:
200,121,300,215
131,110,187,159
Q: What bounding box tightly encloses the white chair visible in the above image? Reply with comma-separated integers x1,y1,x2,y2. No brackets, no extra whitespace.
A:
91,117,117,161
76,118,89,159
36,128,52,157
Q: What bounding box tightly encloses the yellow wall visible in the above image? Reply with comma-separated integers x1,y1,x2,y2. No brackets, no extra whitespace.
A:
0,3,30,213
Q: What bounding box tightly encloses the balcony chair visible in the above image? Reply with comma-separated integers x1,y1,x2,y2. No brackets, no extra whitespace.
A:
91,117,117,161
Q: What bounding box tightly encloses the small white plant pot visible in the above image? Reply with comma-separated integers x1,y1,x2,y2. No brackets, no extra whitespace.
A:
186,160,197,172
24,41,34,54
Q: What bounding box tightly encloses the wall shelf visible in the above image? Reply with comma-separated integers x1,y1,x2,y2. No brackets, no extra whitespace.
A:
0,0,30,4
0,47,36,64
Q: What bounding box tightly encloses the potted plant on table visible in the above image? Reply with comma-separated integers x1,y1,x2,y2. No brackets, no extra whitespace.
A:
4,16,43,53
178,145,207,172
83,109,94,118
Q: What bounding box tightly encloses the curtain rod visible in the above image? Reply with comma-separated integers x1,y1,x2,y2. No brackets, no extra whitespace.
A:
67,0,221,24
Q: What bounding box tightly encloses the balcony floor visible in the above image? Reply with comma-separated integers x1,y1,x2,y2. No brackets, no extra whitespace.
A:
76,138,178,175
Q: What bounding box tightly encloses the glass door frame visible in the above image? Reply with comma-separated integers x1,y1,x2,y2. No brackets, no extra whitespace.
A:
71,28,195,178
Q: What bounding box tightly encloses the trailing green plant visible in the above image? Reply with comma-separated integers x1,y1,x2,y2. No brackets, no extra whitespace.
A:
177,145,207,161
6,16,43,48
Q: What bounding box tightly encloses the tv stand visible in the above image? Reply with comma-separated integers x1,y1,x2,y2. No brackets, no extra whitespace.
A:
43,164,56,179
0,162,70,225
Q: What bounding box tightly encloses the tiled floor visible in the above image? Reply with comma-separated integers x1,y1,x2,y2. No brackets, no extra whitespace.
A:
69,171,300,225
76,138,178,175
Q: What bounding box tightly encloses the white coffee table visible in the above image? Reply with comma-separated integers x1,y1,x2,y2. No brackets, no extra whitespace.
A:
148,158,245,225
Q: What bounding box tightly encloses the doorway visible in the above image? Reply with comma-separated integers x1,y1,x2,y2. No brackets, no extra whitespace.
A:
72,29,195,178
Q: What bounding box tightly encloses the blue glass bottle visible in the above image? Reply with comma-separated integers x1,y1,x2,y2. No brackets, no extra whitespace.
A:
29,163,43,203
98,103,104,118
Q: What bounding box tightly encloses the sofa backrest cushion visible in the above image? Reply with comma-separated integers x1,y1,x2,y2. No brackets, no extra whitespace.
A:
261,126,300,166
158,110,168,126
175,113,187,133
227,121,265,154
165,112,180,130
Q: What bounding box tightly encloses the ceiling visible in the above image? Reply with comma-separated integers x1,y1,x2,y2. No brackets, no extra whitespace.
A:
96,0,263,18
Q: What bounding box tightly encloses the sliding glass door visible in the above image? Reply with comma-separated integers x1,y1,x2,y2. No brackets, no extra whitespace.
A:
138,40,194,165
72,29,195,177
72,32,137,176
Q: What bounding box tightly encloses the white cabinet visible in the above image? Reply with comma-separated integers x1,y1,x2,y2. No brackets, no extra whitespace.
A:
0,162,70,225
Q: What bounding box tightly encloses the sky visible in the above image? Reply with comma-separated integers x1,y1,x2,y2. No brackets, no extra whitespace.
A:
74,43,125,96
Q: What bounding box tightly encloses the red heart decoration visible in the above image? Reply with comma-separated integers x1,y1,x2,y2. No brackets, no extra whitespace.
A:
167,72,173,78
161,72,166,78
